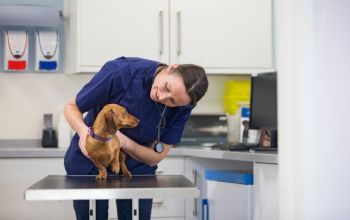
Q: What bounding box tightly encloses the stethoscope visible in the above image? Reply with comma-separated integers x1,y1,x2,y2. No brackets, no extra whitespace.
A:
154,106,167,153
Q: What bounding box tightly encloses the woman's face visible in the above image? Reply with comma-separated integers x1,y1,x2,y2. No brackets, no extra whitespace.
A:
150,65,191,107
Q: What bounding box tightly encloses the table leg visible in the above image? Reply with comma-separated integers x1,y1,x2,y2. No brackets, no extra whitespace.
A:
132,198,139,220
89,200,96,220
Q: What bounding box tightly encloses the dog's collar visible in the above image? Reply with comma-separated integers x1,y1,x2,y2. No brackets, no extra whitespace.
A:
88,127,113,142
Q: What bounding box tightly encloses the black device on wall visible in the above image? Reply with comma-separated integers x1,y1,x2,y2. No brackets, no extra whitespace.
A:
249,72,278,148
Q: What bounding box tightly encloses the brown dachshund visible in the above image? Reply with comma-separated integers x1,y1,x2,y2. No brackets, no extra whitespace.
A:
85,104,139,180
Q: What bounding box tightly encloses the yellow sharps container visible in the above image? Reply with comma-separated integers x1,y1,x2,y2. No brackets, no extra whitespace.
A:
223,79,251,143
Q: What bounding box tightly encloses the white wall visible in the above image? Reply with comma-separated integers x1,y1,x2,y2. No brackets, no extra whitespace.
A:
0,73,92,139
277,0,350,219
0,73,247,139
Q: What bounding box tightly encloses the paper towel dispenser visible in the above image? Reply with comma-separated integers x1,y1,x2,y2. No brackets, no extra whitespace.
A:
0,5,60,27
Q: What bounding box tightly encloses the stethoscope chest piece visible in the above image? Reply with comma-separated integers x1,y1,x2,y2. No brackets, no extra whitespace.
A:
154,142,164,153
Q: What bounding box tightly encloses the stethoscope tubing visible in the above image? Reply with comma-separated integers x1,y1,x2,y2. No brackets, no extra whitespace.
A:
156,106,167,152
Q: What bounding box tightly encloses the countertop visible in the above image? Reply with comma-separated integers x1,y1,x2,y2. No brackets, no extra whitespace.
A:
0,144,278,164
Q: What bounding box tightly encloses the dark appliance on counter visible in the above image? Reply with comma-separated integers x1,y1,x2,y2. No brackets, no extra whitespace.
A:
178,114,227,147
248,72,278,150
41,114,57,148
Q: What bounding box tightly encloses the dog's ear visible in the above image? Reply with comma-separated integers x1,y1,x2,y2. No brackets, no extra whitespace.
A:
105,109,118,131
110,107,123,129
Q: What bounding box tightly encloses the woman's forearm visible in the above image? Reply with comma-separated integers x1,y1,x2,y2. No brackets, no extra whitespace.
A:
64,97,87,136
123,144,166,166
119,132,171,166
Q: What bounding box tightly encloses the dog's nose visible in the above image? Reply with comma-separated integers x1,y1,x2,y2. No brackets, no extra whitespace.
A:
136,118,140,124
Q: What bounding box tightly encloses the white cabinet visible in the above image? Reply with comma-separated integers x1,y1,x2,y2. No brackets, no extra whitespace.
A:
64,0,169,73
64,0,273,74
183,158,278,220
184,157,253,220
253,162,278,220
152,156,185,219
170,0,273,73
0,158,75,220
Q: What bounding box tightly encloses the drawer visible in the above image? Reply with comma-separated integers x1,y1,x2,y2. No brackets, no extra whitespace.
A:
152,197,185,218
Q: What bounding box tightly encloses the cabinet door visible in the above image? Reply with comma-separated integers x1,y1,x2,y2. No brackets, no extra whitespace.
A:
184,157,253,220
253,162,278,220
76,0,169,72
0,158,74,220
170,0,273,73
152,157,185,218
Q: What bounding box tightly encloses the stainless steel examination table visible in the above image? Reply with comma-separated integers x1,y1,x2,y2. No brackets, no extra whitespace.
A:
25,175,199,220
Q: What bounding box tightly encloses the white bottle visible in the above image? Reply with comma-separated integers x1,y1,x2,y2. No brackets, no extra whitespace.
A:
226,112,241,144
58,113,71,148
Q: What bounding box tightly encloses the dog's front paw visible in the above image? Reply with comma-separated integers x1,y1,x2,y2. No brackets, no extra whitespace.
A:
123,170,132,177
111,165,120,175
96,174,107,181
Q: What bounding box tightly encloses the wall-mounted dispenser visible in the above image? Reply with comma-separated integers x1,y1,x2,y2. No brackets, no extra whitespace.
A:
4,30,29,71
0,5,60,27
35,30,59,71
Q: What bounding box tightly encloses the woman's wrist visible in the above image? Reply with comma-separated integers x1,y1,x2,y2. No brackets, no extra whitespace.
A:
77,124,88,137
117,131,130,150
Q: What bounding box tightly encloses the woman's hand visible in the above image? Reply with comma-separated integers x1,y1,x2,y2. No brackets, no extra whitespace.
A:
116,131,131,150
64,97,90,158
78,128,89,158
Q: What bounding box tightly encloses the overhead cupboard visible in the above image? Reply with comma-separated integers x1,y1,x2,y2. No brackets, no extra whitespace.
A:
64,0,273,74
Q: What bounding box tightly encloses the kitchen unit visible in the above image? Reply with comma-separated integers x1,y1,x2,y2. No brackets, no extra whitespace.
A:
0,145,277,220
1,0,278,219
1,0,348,219
64,0,273,74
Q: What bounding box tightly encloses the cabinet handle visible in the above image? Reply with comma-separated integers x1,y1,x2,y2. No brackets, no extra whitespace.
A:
152,198,165,205
159,10,164,55
176,11,181,55
192,169,198,216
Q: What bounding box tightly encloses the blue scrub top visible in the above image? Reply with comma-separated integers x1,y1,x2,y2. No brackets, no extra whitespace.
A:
64,57,192,175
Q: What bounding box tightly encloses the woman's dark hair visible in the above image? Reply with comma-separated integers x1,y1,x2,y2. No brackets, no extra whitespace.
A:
176,64,209,107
